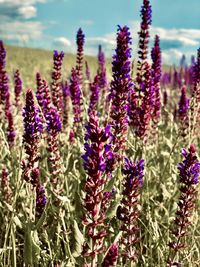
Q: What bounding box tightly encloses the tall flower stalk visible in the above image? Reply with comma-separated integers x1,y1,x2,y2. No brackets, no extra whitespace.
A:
117,158,144,264
70,68,82,131
82,111,113,266
22,89,43,184
14,69,22,107
88,75,99,114
168,145,199,266
76,28,85,84
51,50,64,115
135,0,152,94
151,35,161,125
46,107,62,188
110,25,133,159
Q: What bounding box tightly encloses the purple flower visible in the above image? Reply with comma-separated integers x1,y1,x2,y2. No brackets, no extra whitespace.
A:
110,25,133,157
102,243,119,267
70,68,82,129
168,145,199,265
23,89,43,138
151,35,161,123
76,28,85,83
14,69,22,107
97,45,107,89
82,111,113,263
88,75,99,114
22,89,42,183
51,50,64,113
7,111,16,147
61,80,70,128
135,0,152,92
0,40,6,70
178,86,189,117
117,157,145,263
46,107,62,133
36,184,47,216
178,144,199,185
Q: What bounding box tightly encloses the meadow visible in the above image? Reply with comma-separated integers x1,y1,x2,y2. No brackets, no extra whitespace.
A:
0,0,200,266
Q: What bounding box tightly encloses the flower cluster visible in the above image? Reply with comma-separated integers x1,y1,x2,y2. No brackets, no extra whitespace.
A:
97,45,107,89
102,243,119,267
46,107,62,186
70,68,82,129
22,89,43,184
130,62,154,142
76,28,85,83
168,145,199,266
82,111,113,265
88,74,99,114
36,184,47,216
51,50,64,114
110,25,133,158
61,81,70,128
117,158,144,263
151,35,161,123
136,0,152,92
14,69,22,107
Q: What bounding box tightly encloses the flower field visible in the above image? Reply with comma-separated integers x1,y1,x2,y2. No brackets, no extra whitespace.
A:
1,0,200,266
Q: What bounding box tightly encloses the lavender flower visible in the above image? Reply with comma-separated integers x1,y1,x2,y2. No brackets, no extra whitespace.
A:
14,69,22,107
135,0,152,93
192,48,200,95
110,25,133,158
46,107,62,186
130,62,154,142
88,75,99,114
7,111,16,147
117,158,144,263
51,50,64,114
168,144,199,266
82,111,113,265
36,184,47,216
0,40,6,70
98,45,107,89
102,243,119,267
22,89,42,183
61,80,70,128
70,68,82,129
76,28,85,83
151,35,161,123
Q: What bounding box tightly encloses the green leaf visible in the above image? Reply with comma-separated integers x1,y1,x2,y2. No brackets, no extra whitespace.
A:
71,220,85,258
24,223,41,266
106,195,121,219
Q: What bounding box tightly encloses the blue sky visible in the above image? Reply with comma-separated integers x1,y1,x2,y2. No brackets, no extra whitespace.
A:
0,0,200,64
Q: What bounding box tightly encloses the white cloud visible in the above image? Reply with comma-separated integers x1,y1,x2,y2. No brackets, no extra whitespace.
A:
18,6,37,19
54,37,71,47
0,19,44,43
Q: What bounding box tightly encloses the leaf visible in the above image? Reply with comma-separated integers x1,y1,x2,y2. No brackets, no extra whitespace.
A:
34,209,47,231
106,195,121,219
24,223,41,266
104,176,115,192
71,220,85,258
13,216,22,229
24,223,33,266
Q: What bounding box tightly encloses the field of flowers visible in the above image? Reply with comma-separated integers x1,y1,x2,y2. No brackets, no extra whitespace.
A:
0,0,200,266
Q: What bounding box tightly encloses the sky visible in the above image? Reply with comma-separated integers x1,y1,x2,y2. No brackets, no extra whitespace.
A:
0,0,200,64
